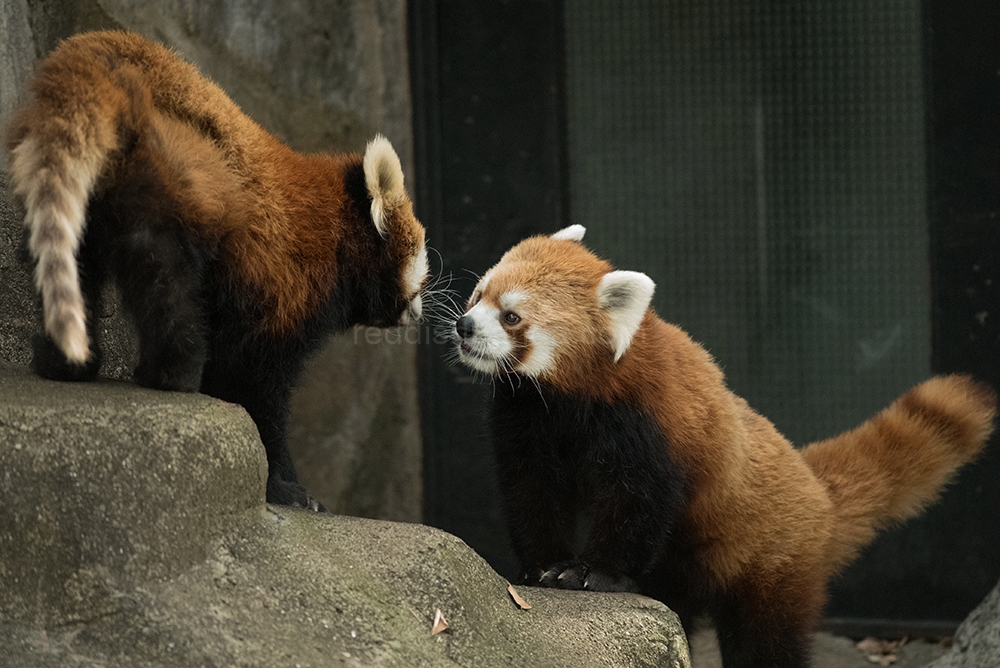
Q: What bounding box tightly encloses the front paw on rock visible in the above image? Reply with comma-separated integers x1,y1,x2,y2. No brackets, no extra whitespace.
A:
267,478,327,512
295,495,326,513
537,562,638,592
538,562,587,589
519,566,547,586
581,568,639,593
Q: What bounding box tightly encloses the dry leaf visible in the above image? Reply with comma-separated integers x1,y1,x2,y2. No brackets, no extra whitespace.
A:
507,584,532,610
431,608,449,635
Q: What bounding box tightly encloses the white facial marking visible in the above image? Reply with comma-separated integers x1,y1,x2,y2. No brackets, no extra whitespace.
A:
551,224,586,242
457,302,513,375
518,325,557,377
499,289,528,313
405,243,429,296
407,294,422,322
398,243,428,323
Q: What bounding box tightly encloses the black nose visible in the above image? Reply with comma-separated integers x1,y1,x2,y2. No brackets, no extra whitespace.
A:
456,315,475,339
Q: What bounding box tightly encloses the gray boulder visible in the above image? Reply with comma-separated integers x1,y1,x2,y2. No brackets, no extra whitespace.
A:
926,581,1000,668
0,364,690,667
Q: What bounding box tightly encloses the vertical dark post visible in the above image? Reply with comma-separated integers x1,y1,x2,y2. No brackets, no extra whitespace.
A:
924,0,1000,616
409,0,567,577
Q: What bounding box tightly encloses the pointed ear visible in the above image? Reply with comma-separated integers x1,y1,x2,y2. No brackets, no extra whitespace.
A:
363,134,406,237
551,224,586,242
597,271,655,362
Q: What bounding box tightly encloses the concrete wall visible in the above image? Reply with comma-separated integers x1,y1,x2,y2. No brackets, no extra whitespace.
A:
0,0,422,522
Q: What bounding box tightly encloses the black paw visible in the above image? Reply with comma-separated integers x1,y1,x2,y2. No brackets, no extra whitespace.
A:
266,477,327,513
519,566,545,586
535,561,639,592
31,334,100,382
133,360,202,393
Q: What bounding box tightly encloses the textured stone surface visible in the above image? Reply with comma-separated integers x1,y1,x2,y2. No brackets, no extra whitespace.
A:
927,580,1000,668
0,172,36,369
0,0,422,521
0,0,36,158
689,627,949,668
0,364,266,627
0,364,689,668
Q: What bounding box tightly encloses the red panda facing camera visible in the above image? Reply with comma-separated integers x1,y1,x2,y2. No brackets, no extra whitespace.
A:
6,31,429,510
453,224,996,668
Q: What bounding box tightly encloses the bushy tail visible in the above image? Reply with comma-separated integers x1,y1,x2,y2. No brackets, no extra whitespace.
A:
6,59,124,364
802,374,996,572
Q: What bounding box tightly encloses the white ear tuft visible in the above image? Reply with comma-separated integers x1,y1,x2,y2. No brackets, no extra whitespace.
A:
363,134,405,238
551,224,586,242
597,270,655,362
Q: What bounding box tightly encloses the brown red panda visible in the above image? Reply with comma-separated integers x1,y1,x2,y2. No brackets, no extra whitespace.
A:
453,224,996,668
5,30,429,509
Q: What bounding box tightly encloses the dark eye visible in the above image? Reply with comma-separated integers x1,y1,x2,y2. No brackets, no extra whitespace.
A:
503,311,521,326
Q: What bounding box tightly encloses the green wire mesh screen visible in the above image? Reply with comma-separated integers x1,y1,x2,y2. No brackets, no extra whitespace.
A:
564,0,930,445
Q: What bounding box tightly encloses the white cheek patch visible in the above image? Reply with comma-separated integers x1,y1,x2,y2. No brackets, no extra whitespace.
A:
402,244,428,321
407,294,422,322
458,302,514,375
518,325,557,378
405,243,429,297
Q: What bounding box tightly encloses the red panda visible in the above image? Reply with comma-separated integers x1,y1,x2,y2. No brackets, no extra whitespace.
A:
453,224,997,668
5,31,429,510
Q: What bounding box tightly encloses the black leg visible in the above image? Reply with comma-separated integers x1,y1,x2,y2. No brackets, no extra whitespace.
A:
200,349,325,512
546,412,686,593
712,592,814,668
493,455,577,581
114,226,207,393
31,333,101,381
639,565,703,648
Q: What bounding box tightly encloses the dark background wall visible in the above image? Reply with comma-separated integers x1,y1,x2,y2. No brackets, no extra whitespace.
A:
410,0,568,574
412,0,1000,630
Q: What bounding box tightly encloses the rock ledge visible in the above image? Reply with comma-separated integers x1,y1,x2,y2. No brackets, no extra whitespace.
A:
0,365,689,667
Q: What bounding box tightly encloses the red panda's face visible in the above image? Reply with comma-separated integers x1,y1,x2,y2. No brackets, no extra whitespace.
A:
455,276,561,378
454,226,655,382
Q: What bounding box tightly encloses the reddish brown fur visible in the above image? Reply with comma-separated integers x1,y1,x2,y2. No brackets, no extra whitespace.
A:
801,375,997,572
6,31,426,509
474,234,997,649
6,30,424,336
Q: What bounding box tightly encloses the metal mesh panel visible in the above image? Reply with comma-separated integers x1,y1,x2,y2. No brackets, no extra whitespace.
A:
564,0,929,445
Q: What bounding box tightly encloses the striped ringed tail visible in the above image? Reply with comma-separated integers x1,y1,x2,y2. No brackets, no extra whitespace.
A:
9,134,107,364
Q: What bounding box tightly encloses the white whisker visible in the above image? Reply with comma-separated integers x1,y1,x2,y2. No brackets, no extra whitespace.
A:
529,375,548,412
